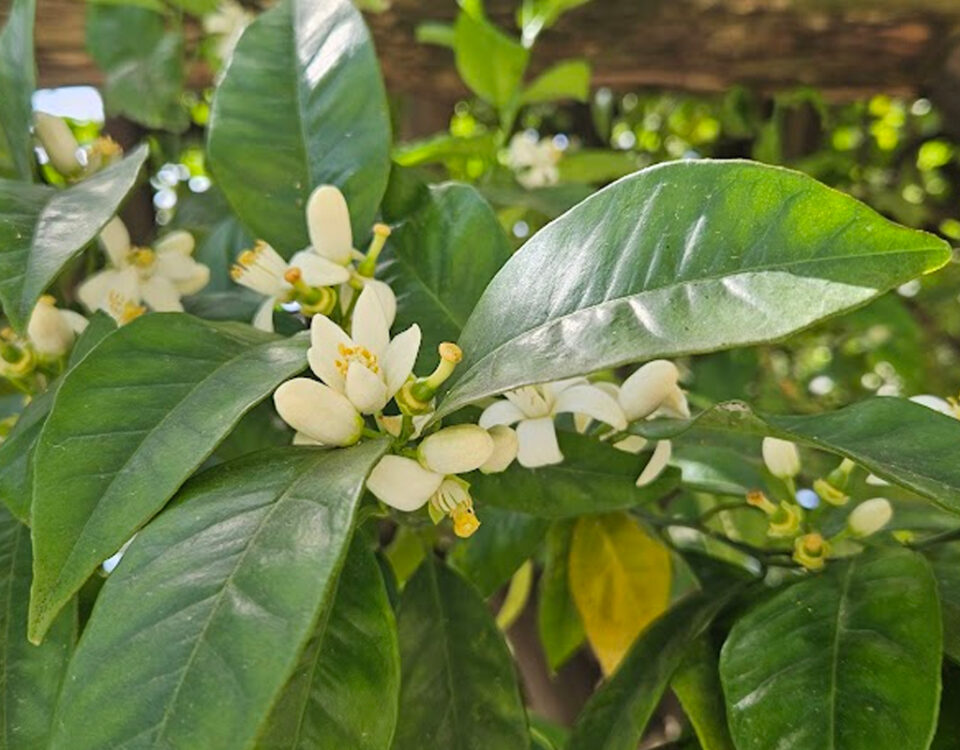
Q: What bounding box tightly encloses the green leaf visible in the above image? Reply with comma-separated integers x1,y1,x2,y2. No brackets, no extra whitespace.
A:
925,542,960,663
568,591,736,750
256,534,400,750
636,397,960,516
208,0,391,253
538,519,584,671
448,506,549,597
49,443,387,750
671,637,735,750
29,315,309,642
720,548,941,750
436,161,950,420
391,557,529,750
0,0,36,180
0,145,147,332
86,4,188,132
379,182,511,371
453,11,529,111
0,506,75,749
557,149,641,184
521,60,590,104
468,431,679,518
0,313,115,523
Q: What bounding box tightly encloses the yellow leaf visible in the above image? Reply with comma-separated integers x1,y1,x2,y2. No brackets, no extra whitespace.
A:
569,512,671,675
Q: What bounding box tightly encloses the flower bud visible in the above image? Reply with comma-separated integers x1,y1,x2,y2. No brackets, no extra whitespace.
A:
768,501,803,538
34,112,83,177
367,455,443,512
618,360,679,421
418,424,494,475
273,378,363,447
813,477,849,507
847,498,893,538
27,296,76,358
762,437,800,479
479,425,518,474
793,533,830,571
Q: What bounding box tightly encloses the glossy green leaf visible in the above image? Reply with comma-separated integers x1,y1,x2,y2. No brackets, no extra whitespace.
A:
926,542,960,663
0,0,36,180
391,557,529,750
208,0,391,253
521,60,590,104
453,11,529,111
0,506,75,749
257,534,400,750
50,443,387,750
0,145,147,332
538,519,584,671
86,4,187,131
671,637,735,750
379,182,511,371
568,591,736,750
720,548,941,750
636,397,960,515
449,506,549,597
29,315,309,642
436,161,950,419
468,431,679,518
0,313,115,523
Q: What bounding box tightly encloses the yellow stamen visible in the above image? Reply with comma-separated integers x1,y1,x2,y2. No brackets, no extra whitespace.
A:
451,501,481,538
128,247,155,269
333,342,379,377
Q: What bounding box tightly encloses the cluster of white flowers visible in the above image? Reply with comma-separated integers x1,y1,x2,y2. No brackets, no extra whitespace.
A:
506,131,562,189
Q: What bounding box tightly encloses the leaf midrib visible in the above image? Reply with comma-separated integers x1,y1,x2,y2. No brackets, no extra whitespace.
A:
826,558,855,750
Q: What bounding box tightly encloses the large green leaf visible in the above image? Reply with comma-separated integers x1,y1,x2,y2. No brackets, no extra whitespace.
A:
0,0,36,180
468,431,679,518
0,313,115,523
568,591,736,750
636,397,960,515
257,535,400,750
207,0,391,253
720,548,941,750
49,443,387,750
86,5,187,132
29,315,309,642
538,519,584,671
671,637,735,750
391,557,529,750
0,507,75,749
379,182,511,371
435,161,950,419
925,542,960,663
0,145,148,332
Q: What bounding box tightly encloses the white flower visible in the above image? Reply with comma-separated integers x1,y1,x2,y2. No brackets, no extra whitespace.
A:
203,0,254,62
479,378,626,468
366,455,443,511
762,437,801,479
507,131,561,189
848,498,893,538
33,112,83,177
418,424,494,475
27,296,87,358
273,377,365,447
480,425,518,474
307,285,420,414
78,218,209,323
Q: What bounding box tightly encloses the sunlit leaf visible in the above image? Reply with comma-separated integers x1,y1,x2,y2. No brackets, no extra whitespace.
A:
0,0,36,180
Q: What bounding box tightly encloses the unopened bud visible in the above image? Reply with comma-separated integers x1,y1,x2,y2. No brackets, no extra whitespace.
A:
418,424,494,475
847,498,893,538
479,425,518,474
34,112,83,176
762,437,801,479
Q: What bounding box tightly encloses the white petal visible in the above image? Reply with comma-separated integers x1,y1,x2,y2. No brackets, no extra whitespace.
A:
27,299,75,357
553,384,627,430
99,217,131,266
504,386,550,418
636,440,672,487
308,314,353,392
382,324,421,398
174,263,210,296
141,275,183,312
865,474,891,487
848,498,893,537
657,385,690,420
418,424,494,475
252,297,276,332
77,268,133,312
541,377,587,402
516,417,564,468
306,185,353,265
479,399,526,428
345,361,388,414
351,285,389,357
292,432,323,446
366,455,442,511
762,437,800,479
613,434,648,454
480,425,518,474
618,360,679,421
361,278,396,329
273,378,363,446
910,394,956,418
290,250,351,287
60,309,89,335
154,230,195,256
